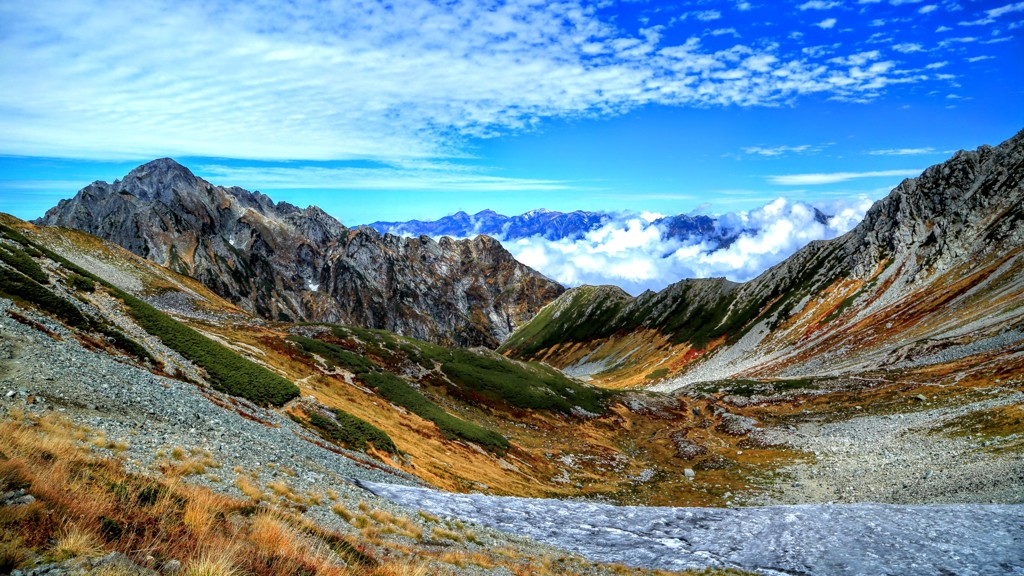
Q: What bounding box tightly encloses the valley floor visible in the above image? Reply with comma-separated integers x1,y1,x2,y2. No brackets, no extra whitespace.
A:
0,299,701,576
744,388,1024,506
3,293,1022,575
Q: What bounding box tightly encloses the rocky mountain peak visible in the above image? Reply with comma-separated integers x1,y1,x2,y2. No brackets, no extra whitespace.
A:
118,157,201,202
37,161,565,347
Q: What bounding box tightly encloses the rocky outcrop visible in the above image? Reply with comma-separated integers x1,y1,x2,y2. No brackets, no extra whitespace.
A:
38,159,564,347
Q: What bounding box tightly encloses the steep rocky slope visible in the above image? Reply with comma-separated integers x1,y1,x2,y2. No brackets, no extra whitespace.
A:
38,159,564,347
502,129,1024,389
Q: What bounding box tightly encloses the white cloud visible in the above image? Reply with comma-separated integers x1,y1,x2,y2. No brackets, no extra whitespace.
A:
988,2,1024,17
741,144,825,156
939,36,977,46
867,147,937,155
505,197,876,293
769,169,922,185
800,1,841,9
925,61,948,69
194,163,572,193
693,10,723,21
919,4,938,13
967,55,994,62
892,42,924,53
0,0,949,163
816,18,839,29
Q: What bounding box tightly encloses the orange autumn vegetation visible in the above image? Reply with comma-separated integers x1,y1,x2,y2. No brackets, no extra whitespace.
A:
0,409,750,576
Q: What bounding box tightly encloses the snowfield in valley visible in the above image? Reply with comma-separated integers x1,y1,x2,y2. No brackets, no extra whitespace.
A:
360,480,1024,576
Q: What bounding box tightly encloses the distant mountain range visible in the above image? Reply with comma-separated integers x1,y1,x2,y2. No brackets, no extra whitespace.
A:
369,207,829,244
36,159,563,347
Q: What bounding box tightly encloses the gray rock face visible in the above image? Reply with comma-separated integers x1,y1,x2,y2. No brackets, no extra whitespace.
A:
37,159,564,347
361,480,1024,576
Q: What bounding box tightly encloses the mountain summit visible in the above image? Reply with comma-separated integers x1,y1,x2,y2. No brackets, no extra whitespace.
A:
38,160,564,347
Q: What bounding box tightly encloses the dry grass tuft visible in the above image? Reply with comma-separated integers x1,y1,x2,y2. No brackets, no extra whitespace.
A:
183,549,244,576
234,474,265,501
182,488,223,539
50,523,102,560
331,503,353,523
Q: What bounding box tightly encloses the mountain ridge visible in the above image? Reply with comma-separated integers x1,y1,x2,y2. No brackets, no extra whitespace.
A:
368,205,829,246
501,129,1024,389
37,158,565,348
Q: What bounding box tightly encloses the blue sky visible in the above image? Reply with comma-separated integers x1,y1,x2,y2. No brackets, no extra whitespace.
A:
1,0,1022,227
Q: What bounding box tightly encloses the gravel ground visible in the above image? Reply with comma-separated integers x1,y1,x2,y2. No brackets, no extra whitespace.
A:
744,391,1024,506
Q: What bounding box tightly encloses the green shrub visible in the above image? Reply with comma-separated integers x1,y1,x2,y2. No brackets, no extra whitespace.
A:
287,336,376,374
0,223,35,248
307,410,398,454
360,370,509,452
440,349,606,415
0,244,48,284
0,267,90,328
98,326,155,364
645,368,669,380
68,274,96,293
115,291,299,406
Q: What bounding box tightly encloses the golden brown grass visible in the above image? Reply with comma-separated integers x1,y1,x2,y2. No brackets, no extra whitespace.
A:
183,549,244,576
331,503,354,523
0,397,759,576
0,412,376,575
365,562,436,576
234,474,265,501
50,523,102,560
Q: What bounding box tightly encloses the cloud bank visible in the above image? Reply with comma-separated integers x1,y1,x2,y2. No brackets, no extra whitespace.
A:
504,197,875,295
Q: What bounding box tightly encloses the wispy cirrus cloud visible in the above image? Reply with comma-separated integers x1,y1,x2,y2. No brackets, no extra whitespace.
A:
0,0,944,164
195,163,573,193
866,147,938,155
959,1,1024,25
799,1,841,10
769,169,922,185
740,144,827,157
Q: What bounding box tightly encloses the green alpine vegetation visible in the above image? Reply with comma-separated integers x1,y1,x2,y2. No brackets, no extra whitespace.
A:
439,349,607,415
0,266,91,329
0,243,49,284
117,291,300,406
289,335,510,452
306,409,398,454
